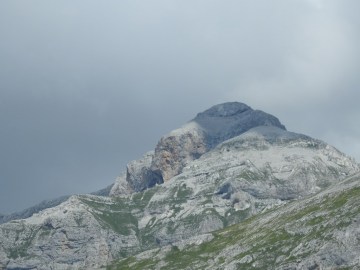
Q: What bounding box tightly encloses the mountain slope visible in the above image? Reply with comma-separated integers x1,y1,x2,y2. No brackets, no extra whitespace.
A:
0,102,359,269
0,196,70,225
1,128,358,269
0,185,113,225
109,172,360,270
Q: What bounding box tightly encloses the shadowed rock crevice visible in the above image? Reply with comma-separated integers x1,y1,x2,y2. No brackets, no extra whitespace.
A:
125,151,164,192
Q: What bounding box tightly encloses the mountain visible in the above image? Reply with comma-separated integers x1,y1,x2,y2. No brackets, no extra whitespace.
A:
0,196,70,225
0,185,113,225
111,172,360,269
0,102,359,270
110,102,286,195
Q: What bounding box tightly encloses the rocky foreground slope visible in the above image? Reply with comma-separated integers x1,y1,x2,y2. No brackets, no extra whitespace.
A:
111,172,360,269
0,102,359,269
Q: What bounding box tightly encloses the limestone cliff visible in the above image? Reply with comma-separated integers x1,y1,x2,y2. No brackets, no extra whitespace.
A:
111,102,286,195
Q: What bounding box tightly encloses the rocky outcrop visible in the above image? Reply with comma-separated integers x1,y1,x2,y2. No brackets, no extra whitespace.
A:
204,126,359,200
0,196,140,270
0,195,70,225
0,187,113,225
150,102,286,184
150,122,207,182
126,151,164,191
110,151,162,196
111,123,207,196
112,102,287,195
109,173,130,196
193,102,285,147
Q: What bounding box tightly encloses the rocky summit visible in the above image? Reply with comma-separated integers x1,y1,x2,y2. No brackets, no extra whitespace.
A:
0,102,359,270
111,102,286,195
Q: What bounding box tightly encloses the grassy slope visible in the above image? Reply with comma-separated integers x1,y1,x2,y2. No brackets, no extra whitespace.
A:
108,174,360,270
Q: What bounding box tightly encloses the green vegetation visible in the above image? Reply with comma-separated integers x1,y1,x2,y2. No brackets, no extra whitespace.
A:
79,197,138,235
93,210,137,235
176,184,193,199
8,227,39,259
237,170,264,181
223,207,251,227
108,184,360,269
108,256,160,270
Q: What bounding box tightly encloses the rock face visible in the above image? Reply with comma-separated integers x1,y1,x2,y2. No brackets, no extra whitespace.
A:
126,151,164,191
0,186,113,225
0,196,140,270
0,196,70,225
110,150,168,196
199,126,358,200
111,102,286,195
150,122,207,182
193,102,285,148
1,102,359,270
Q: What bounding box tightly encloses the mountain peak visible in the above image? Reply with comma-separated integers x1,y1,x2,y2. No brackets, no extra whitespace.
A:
195,102,251,118
110,102,288,194
192,102,286,148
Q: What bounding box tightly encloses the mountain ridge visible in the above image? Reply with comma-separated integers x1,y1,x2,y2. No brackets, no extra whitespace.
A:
0,102,359,269
0,185,114,225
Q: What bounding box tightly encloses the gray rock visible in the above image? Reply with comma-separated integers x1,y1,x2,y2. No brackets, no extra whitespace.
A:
112,102,287,194
109,172,130,196
239,254,253,264
0,195,141,269
150,102,286,182
0,195,70,225
193,102,286,148
127,151,163,191
0,186,114,225
150,123,207,182
110,151,162,196
115,173,360,269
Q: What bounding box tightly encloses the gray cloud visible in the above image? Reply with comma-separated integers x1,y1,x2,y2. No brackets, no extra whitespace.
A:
0,0,359,214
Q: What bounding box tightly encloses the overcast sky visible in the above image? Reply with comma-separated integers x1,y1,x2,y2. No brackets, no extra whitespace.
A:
1,0,359,214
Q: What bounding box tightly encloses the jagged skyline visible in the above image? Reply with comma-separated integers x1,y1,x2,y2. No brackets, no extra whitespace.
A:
0,0,360,214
